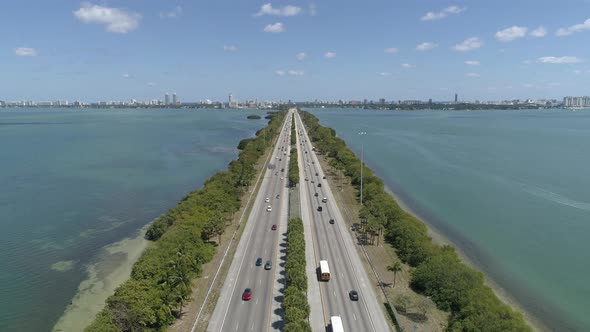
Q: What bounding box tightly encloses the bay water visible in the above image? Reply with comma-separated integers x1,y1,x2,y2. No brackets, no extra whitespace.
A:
307,108,590,331
0,108,266,331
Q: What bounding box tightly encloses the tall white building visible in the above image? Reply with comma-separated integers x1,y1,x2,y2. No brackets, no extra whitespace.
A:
165,93,170,105
172,93,178,105
228,93,238,108
563,96,590,107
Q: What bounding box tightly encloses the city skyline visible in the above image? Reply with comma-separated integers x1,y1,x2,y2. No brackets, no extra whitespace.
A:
1,1,590,101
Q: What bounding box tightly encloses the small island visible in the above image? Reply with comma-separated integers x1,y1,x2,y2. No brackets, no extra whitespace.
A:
246,114,261,120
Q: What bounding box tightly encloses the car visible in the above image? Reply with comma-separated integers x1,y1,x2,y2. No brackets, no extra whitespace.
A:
316,173,319,176
276,194,280,199
329,219,335,224
267,205,272,212
317,206,323,212
305,177,309,181
280,176,284,180
311,180,315,183
279,158,282,161
312,161,315,164
318,183,322,187
264,260,272,270
271,224,277,230
265,197,270,203
323,176,326,179
305,151,308,154
256,258,263,266
322,197,328,203
242,288,252,301
283,152,286,155
275,156,278,159
349,290,359,301
314,192,318,197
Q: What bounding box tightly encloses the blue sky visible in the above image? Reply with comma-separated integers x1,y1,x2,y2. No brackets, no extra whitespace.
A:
1,0,590,102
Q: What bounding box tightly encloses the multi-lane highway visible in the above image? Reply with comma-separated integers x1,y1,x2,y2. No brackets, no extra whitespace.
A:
207,110,293,332
294,110,392,332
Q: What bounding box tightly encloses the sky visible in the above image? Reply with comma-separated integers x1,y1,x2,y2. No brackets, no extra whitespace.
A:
1,0,590,102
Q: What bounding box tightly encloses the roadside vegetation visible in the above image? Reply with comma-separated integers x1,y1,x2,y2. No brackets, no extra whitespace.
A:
288,115,299,187
283,218,311,332
298,110,531,332
85,111,286,332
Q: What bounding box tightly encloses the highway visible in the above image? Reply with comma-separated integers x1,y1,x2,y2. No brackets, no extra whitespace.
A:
207,110,293,332
294,110,392,332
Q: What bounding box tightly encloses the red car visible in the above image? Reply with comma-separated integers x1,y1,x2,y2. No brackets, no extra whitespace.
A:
242,288,252,301
271,224,277,231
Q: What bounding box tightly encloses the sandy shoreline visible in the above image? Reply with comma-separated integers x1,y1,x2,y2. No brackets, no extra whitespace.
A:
382,184,550,332
52,224,151,332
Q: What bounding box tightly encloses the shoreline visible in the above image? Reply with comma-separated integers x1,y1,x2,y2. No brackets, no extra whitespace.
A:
382,184,550,332
52,224,151,332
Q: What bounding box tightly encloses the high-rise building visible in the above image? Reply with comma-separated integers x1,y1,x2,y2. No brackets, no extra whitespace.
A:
172,93,178,105
228,93,238,108
454,93,458,103
379,98,386,105
165,93,170,105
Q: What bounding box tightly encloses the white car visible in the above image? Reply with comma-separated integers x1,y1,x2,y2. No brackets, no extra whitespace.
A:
267,205,272,212
265,197,270,203
280,176,284,180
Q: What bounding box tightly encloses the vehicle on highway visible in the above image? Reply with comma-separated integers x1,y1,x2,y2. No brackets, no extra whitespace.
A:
329,219,335,224
279,158,282,161
265,197,270,203
317,206,322,212
311,179,315,183
242,288,252,301
271,224,277,230
319,260,331,281
322,197,328,203
280,176,284,180
305,177,309,181
323,176,326,179
318,183,322,187
314,192,318,197
264,260,272,270
267,205,272,212
349,290,359,301
316,173,318,176
276,194,280,199
281,168,284,172
330,316,344,332
256,258,263,266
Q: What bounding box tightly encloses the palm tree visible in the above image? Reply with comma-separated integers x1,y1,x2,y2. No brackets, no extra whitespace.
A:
387,261,403,287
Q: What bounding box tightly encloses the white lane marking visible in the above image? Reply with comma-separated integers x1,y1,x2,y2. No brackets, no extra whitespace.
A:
256,297,259,304
259,279,262,285
236,323,239,331
251,323,255,331
333,291,336,297
353,313,357,321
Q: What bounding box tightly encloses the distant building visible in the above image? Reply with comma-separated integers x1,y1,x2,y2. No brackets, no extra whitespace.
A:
172,93,178,105
379,98,386,105
165,93,170,105
563,96,590,107
454,93,458,103
228,93,238,108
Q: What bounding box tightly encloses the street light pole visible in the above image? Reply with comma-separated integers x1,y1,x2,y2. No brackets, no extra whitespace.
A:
358,132,367,206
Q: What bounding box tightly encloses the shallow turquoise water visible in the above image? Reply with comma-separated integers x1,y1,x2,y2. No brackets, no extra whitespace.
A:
308,108,590,332
0,108,266,331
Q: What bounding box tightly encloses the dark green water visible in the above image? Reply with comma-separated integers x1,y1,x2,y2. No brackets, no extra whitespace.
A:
0,108,267,331
308,108,590,331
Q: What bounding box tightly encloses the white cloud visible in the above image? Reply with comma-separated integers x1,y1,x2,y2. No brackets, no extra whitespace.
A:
495,26,528,42
73,3,141,33
223,45,238,52
384,47,398,54
453,37,483,51
264,22,285,33
530,26,547,38
255,3,301,17
309,3,317,16
416,42,438,51
160,6,182,19
421,6,465,21
556,18,590,36
380,72,392,76
275,69,304,76
296,52,307,60
465,72,480,77
324,51,336,59
538,56,582,64
287,69,304,76
401,63,415,68
121,73,133,78
14,47,37,56
465,60,480,66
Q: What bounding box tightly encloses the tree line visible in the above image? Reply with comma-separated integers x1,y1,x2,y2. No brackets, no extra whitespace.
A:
283,218,312,332
298,110,531,332
85,111,287,331
288,115,299,188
